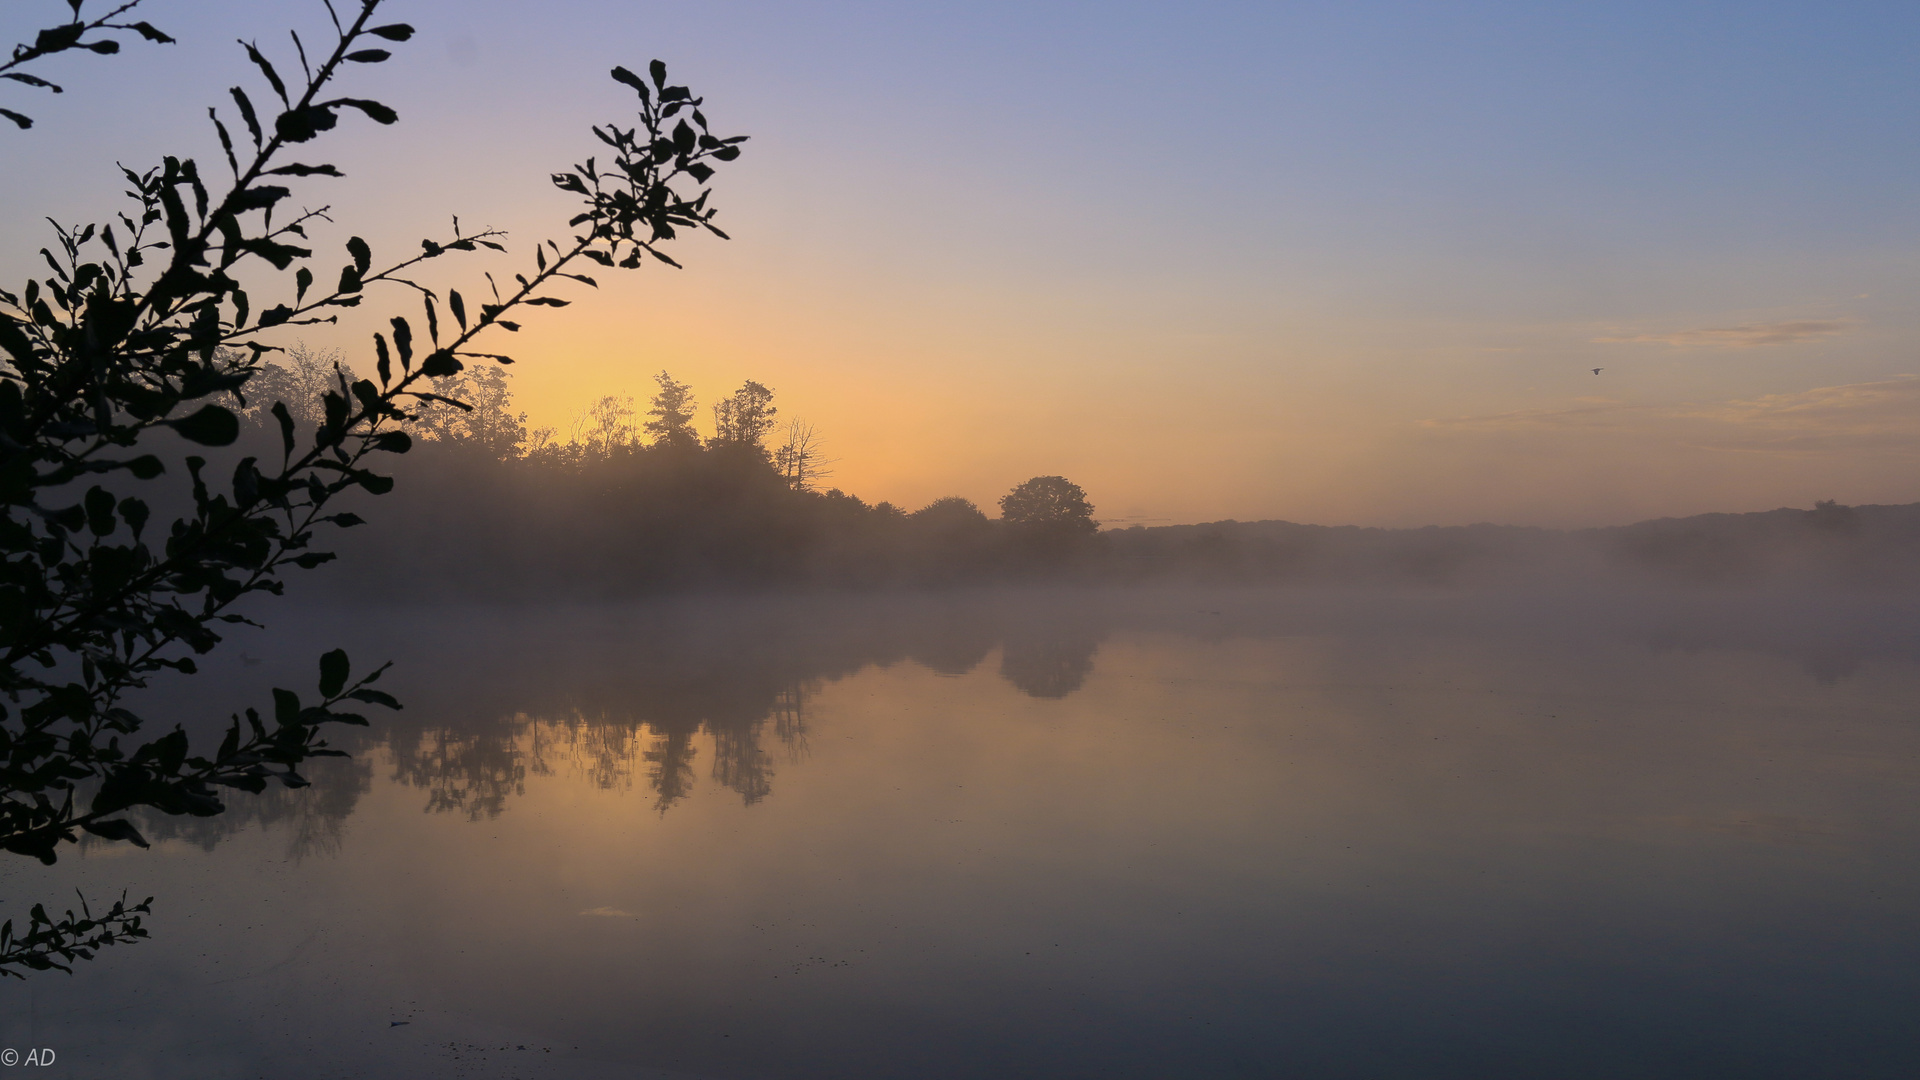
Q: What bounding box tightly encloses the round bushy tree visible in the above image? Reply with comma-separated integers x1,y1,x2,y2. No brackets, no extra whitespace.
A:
999,476,1096,535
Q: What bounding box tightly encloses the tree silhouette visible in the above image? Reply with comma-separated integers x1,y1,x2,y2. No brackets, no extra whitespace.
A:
234,343,357,429
774,418,831,490
710,380,777,452
643,370,700,450
416,365,526,460
577,395,639,459
1000,476,1097,535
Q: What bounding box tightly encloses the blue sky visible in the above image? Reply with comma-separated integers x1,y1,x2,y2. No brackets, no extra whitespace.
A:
5,0,1919,524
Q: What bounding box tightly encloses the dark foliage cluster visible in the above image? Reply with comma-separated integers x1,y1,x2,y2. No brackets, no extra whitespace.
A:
0,890,149,977
0,0,742,976
314,438,1104,597
304,390,1920,595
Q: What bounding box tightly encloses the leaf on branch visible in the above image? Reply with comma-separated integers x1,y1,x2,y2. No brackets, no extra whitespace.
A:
229,87,263,147
275,105,338,144
130,23,177,45
210,110,239,174
390,317,413,368
118,496,151,537
240,238,311,270
270,401,295,458
0,109,32,130
165,405,239,447
84,486,116,536
266,162,343,177
419,351,461,377
611,66,651,101
81,820,150,848
347,236,371,275
344,50,391,63
241,40,291,107
318,649,350,698
334,99,397,125
229,185,291,213
366,24,416,41
32,20,80,50
348,688,402,709
2,72,62,92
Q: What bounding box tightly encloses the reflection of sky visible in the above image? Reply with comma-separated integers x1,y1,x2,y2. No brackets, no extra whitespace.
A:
7,594,1920,1077
5,1,1920,524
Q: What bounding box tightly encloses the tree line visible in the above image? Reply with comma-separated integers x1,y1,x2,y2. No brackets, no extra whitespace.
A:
233,348,1105,597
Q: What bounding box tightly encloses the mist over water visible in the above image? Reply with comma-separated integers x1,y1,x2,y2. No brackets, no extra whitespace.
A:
5,587,1918,1079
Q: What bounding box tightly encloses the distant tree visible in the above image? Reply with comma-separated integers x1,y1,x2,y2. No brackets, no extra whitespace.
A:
576,395,638,459
999,476,1097,535
911,496,989,531
0,0,744,976
416,366,526,459
234,342,357,430
1807,499,1859,534
709,380,777,452
773,419,832,490
642,370,700,450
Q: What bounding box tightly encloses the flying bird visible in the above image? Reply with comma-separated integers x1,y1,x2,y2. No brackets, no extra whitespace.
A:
1592,368,1603,375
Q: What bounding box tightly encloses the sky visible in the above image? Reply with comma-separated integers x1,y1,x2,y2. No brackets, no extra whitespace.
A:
5,0,1920,527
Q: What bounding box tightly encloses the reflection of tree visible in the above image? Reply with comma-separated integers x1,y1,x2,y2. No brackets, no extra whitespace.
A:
710,721,773,806
998,633,1100,699
772,682,810,761
123,755,373,861
389,722,531,821
644,726,699,813
560,710,645,793
910,635,994,677
374,600,1117,819
383,675,823,817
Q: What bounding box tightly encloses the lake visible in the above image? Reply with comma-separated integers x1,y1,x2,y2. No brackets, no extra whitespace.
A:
4,588,1919,1079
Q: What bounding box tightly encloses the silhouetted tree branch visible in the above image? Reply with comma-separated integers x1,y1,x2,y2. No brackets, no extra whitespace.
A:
0,0,743,976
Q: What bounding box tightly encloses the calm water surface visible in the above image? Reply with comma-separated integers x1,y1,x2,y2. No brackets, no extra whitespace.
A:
4,589,1919,1079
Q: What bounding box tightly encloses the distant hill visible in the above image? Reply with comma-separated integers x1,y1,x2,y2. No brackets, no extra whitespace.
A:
1102,501,1920,588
